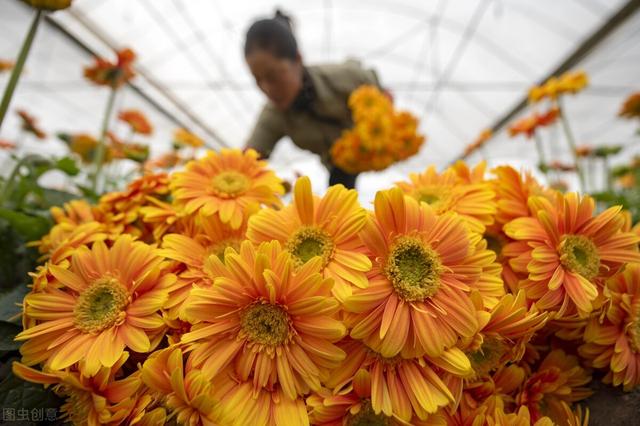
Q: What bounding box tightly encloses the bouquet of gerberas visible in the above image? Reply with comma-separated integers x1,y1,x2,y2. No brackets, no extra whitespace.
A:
330,85,425,174
8,147,640,426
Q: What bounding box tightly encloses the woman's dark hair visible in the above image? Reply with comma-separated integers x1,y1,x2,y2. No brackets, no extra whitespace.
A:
244,10,298,60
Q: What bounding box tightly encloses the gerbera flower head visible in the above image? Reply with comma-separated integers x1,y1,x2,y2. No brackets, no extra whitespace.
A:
579,263,640,390
141,347,228,426
84,48,136,88
344,187,488,360
504,192,640,317
247,176,371,301
619,92,640,120
348,84,393,121
516,349,592,423
0,59,14,72
323,339,457,422
170,148,284,229
16,109,46,139
16,236,174,376
173,128,204,148
22,0,72,10
180,240,346,400
118,109,153,135
13,353,144,425
395,165,496,235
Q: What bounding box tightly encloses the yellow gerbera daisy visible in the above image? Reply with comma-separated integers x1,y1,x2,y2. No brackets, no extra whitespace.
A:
13,354,145,426
170,149,284,229
395,165,496,235
579,263,640,390
247,176,371,301
324,339,457,422
16,236,174,376
344,188,486,359
180,240,346,400
141,347,228,426
504,192,640,317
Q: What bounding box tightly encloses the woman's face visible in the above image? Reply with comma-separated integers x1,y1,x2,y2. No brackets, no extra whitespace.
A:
246,49,303,111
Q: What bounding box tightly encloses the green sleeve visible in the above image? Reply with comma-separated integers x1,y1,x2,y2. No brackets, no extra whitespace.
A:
245,105,285,158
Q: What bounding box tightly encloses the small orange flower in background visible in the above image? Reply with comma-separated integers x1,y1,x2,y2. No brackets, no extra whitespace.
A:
0,139,16,150
173,127,204,148
619,91,640,120
575,144,594,158
529,70,589,103
143,151,182,172
0,59,14,73
548,160,577,172
15,236,174,376
16,109,46,139
22,0,72,10
580,263,640,390
180,240,346,400
247,176,371,301
504,192,640,317
509,107,559,139
84,48,136,88
170,148,283,229
464,128,493,156
118,109,153,135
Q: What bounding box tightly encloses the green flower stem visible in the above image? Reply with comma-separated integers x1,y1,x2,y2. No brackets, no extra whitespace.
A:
0,154,47,207
557,99,585,192
532,131,548,176
91,87,118,193
0,10,42,130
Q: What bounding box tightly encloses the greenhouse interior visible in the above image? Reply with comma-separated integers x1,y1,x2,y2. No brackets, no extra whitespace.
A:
0,0,639,425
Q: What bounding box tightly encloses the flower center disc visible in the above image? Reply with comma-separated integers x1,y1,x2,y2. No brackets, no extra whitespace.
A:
416,188,450,212
347,400,390,426
286,227,334,267
385,236,442,302
211,171,249,198
74,278,129,333
206,237,243,262
559,235,600,279
468,338,508,376
241,303,290,346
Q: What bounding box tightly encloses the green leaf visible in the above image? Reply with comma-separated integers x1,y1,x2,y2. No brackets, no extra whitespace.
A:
0,369,62,413
0,209,51,241
0,285,29,321
0,321,22,351
54,157,79,176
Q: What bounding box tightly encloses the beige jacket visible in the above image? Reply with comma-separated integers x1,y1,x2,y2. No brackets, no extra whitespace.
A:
246,59,380,169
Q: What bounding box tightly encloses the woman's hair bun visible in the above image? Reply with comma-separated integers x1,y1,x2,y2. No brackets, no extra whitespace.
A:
274,9,293,31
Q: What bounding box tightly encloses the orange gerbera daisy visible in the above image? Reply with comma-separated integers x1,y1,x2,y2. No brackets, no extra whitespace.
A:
579,263,640,390
0,59,14,72
16,236,174,376
307,369,447,425
217,378,309,426
84,48,136,88
247,176,370,301
13,353,145,426
344,188,486,359
504,192,640,317
516,349,592,423
395,165,496,235
118,109,153,135
0,139,16,149
141,347,228,426
180,240,346,400
324,339,457,422
170,149,284,229
463,291,548,377
619,92,640,120
348,85,392,121
160,212,250,319
508,107,559,139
